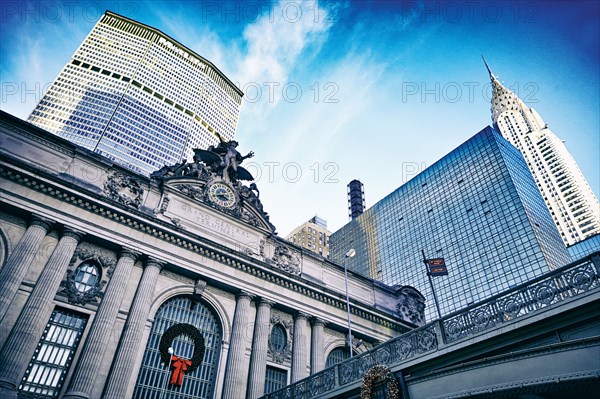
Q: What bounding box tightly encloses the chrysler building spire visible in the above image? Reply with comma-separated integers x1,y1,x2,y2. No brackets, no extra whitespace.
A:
485,60,600,246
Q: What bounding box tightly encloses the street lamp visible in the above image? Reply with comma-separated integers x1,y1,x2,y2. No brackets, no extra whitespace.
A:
343,248,356,357
159,347,174,399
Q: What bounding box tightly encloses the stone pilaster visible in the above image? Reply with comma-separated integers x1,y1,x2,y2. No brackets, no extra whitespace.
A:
103,257,164,399
63,248,140,399
291,312,310,383
247,298,274,399
0,227,83,399
310,318,326,374
0,215,53,322
221,291,253,399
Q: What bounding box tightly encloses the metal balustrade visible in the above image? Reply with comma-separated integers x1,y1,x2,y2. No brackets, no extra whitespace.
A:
261,253,600,399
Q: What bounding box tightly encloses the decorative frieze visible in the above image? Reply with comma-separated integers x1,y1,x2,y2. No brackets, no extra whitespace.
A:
1,166,409,332
103,172,144,209
266,244,300,275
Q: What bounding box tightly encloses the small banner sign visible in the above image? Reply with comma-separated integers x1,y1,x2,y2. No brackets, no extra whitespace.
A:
428,258,448,276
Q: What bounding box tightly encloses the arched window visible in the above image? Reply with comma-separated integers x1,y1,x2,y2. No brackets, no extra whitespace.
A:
326,347,352,368
269,324,287,352
73,262,100,292
133,296,222,399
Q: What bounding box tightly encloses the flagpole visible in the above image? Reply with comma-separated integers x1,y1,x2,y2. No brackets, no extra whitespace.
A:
159,347,174,399
421,249,442,320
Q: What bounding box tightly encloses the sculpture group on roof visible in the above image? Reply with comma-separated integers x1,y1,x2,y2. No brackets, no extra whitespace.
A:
150,133,274,231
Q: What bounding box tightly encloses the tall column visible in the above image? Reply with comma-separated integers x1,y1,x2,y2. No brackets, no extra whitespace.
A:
221,291,252,399
291,312,309,383
247,298,274,399
0,227,84,399
63,248,140,399
310,318,325,374
0,215,53,322
103,257,164,399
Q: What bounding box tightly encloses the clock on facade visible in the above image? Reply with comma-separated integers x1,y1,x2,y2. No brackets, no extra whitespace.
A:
208,182,236,209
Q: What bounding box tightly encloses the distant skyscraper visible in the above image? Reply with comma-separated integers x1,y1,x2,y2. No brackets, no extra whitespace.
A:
484,59,600,246
348,179,366,220
330,127,571,319
285,216,332,257
28,11,243,175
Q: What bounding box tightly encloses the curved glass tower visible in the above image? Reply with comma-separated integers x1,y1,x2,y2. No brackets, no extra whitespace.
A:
28,11,243,175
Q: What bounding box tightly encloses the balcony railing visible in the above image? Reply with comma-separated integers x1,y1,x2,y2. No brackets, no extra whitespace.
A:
262,253,600,399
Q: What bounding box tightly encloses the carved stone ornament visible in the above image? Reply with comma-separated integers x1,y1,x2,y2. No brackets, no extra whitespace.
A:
194,279,208,297
268,314,293,364
266,245,301,275
103,172,144,209
153,194,170,215
60,243,117,306
150,137,276,233
395,286,426,327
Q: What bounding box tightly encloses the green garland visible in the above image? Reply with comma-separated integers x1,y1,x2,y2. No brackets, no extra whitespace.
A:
360,364,401,399
159,323,205,372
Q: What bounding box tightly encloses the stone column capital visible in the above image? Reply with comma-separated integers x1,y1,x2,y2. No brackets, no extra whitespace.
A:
311,317,326,327
255,297,275,308
29,215,53,232
62,226,85,242
237,290,254,301
119,248,141,261
294,311,310,321
145,257,165,271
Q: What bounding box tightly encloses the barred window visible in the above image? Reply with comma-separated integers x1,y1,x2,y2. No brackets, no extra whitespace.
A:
19,308,87,398
74,262,100,292
264,365,287,394
133,296,222,399
326,347,352,368
269,325,286,352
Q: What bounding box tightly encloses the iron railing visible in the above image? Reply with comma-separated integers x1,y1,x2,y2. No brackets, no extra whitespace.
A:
261,253,600,399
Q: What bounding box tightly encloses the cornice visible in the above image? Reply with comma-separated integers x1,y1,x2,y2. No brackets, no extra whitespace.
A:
0,161,409,332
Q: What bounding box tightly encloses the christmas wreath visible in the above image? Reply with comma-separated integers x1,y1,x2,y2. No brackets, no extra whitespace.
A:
159,323,205,372
360,364,401,399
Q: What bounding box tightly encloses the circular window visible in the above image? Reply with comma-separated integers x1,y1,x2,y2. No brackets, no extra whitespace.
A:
74,262,100,292
270,324,287,352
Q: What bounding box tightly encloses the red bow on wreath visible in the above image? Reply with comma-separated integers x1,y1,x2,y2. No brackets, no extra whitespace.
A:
170,355,192,386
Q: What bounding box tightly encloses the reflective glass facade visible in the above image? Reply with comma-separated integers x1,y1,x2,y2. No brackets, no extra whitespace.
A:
28,12,242,175
567,234,600,262
330,127,571,320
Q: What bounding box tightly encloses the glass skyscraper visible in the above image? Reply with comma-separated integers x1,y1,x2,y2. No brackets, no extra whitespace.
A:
28,11,243,175
329,127,571,320
485,60,600,245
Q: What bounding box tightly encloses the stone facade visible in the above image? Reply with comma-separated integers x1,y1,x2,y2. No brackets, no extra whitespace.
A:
0,111,422,399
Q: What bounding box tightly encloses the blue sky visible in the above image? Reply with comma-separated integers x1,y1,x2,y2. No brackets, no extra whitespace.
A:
1,0,599,235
